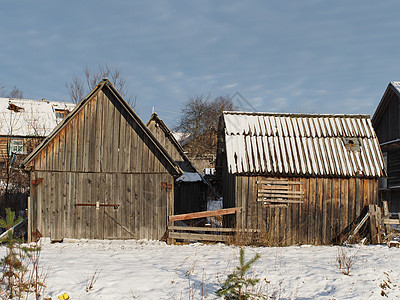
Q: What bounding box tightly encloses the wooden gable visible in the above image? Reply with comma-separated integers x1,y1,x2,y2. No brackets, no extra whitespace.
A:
372,82,400,144
23,80,181,176
147,113,196,173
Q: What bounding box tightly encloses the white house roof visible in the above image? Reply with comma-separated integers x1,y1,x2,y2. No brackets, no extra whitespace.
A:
221,111,385,178
0,98,75,137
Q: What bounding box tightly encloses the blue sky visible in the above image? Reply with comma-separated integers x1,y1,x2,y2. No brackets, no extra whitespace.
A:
1,1,400,128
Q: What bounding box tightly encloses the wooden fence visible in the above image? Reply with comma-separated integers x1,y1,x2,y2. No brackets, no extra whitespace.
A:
168,207,241,243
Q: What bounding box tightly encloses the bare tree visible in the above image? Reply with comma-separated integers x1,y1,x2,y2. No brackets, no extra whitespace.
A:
175,95,235,156
0,107,32,218
0,83,6,97
0,84,24,99
9,86,23,99
66,63,137,109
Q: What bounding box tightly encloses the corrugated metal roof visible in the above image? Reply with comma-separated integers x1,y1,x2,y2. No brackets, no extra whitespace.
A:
222,111,385,177
0,98,75,136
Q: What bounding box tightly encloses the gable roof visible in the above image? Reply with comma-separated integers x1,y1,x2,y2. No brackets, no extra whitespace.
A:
22,79,182,176
0,97,75,137
372,81,400,124
147,113,203,182
220,111,385,178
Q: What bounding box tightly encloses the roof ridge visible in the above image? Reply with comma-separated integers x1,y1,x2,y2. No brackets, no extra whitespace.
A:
222,111,370,118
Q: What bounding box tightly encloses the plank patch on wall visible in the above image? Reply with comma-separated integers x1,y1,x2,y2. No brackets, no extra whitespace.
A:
257,179,304,205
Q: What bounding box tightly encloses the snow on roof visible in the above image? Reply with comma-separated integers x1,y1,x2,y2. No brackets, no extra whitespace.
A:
176,171,203,182
0,98,75,137
391,81,400,94
221,111,385,178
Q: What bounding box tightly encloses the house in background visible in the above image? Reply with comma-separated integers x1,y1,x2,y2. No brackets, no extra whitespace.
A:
216,111,385,245
147,113,210,214
372,81,400,211
175,130,218,175
22,79,183,242
0,97,75,164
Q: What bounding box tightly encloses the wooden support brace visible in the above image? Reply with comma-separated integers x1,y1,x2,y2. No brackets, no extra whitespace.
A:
169,207,241,222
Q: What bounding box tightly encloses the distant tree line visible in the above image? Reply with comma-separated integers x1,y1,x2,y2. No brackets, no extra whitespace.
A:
0,83,23,99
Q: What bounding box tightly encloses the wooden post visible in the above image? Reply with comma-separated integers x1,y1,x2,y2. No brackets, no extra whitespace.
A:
167,181,174,245
382,201,392,242
369,205,381,244
27,196,31,242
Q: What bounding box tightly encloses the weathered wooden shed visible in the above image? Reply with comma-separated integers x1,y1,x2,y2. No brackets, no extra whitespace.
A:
147,113,209,214
22,79,182,242
372,81,400,211
216,111,386,245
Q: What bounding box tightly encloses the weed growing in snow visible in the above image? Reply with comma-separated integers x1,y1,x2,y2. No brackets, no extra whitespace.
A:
85,267,102,292
336,246,359,276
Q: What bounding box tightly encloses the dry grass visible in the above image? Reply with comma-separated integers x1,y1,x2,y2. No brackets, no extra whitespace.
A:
336,246,358,276
85,268,102,292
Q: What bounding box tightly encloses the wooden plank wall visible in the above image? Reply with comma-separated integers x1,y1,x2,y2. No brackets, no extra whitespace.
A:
147,119,206,214
29,88,174,241
233,175,378,245
30,171,172,240
380,189,400,212
387,149,400,187
147,121,183,164
374,89,400,144
0,138,8,162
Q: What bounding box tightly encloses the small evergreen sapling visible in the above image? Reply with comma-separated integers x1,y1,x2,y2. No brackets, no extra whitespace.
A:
216,248,262,299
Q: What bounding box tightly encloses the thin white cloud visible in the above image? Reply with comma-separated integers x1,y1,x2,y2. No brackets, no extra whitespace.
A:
222,83,238,89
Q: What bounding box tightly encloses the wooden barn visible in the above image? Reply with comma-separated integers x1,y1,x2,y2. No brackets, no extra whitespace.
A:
372,81,400,211
22,79,183,242
216,111,386,245
147,113,209,214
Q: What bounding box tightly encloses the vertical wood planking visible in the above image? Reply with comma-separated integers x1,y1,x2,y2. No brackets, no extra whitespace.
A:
103,92,114,173
322,178,329,243
87,97,97,172
340,179,349,240
64,122,72,172
95,93,103,172
355,178,361,218
316,178,324,244
76,109,84,172
58,128,66,171
309,178,316,244
70,118,78,172
112,101,121,173
83,99,91,172
332,178,339,242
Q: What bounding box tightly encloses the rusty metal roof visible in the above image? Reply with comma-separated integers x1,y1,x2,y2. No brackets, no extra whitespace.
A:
221,111,385,177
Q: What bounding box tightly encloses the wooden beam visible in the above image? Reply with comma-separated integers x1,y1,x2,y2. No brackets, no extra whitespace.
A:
344,211,370,244
383,218,400,225
168,226,260,233
168,207,241,222
168,232,230,242
169,226,236,232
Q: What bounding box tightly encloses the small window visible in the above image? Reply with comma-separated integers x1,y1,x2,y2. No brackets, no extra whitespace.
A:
55,109,68,119
9,140,24,155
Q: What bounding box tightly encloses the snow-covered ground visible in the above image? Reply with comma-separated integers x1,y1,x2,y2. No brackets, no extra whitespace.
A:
1,239,399,299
